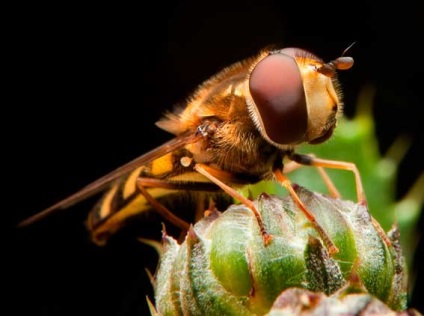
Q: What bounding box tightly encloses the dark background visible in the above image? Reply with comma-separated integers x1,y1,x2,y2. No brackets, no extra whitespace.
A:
8,1,422,315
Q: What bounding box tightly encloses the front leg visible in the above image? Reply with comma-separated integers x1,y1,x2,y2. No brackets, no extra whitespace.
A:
287,152,391,247
288,153,365,204
283,155,341,199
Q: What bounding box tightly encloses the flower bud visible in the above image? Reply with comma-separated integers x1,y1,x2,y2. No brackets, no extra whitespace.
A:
153,186,409,315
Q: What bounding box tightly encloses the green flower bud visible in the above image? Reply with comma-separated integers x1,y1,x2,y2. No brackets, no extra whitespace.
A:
152,186,409,315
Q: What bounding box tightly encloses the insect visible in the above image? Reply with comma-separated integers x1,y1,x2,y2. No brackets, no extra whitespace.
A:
19,45,362,254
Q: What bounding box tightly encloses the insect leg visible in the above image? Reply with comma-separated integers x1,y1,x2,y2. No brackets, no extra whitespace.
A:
193,164,272,245
273,168,339,255
136,179,190,232
136,176,224,232
283,156,341,199
288,153,391,247
288,153,365,203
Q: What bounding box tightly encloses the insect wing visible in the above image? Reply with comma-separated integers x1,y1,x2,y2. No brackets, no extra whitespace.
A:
18,132,203,227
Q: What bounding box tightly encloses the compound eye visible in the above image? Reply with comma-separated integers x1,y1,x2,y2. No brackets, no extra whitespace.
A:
249,53,307,145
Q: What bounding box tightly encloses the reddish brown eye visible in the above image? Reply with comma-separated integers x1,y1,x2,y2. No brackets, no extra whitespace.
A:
249,53,307,145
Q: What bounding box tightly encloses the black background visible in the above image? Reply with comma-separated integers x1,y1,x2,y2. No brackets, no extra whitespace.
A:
8,1,423,315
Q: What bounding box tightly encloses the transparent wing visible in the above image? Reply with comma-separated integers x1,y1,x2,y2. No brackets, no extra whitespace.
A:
18,132,203,227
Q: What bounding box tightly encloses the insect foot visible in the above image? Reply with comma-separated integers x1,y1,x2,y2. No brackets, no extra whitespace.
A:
149,186,411,315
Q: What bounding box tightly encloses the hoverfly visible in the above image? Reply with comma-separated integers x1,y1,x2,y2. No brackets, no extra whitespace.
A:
19,45,363,254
